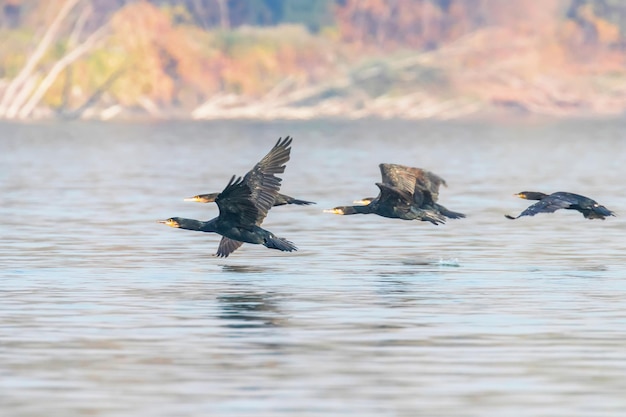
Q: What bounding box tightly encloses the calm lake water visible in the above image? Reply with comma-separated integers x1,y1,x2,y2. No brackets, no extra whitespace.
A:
2,119,626,416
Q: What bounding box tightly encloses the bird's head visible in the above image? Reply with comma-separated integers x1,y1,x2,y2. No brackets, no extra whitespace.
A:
352,197,374,206
323,207,346,215
183,193,216,203
158,217,182,228
323,206,362,215
513,191,548,201
183,195,202,202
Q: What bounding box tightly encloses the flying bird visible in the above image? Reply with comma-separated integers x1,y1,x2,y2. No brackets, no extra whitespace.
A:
324,163,463,224
352,163,465,220
159,137,297,257
505,191,615,220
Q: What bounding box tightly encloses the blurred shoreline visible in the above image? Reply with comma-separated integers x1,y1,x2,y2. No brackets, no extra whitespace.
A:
1,2,626,122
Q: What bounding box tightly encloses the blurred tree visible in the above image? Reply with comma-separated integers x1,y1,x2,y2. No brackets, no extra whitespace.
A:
1,0,21,28
335,0,467,49
567,0,626,45
279,0,333,32
148,0,334,32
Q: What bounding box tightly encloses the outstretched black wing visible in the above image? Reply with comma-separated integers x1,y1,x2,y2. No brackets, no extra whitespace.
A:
242,136,292,224
414,169,447,203
375,182,415,216
215,137,292,227
507,194,577,219
215,175,259,226
379,164,418,195
216,236,245,258
379,163,447,204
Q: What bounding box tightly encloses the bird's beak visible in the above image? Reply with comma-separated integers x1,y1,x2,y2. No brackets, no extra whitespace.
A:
352,199,371,205
158,219,180,227
323,208,344,215
513,193,522,198
183,196,199,202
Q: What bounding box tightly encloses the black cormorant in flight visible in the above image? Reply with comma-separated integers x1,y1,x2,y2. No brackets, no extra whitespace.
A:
324,163,463,224
505,191,615,220
159,137,297,257
351,163,465,220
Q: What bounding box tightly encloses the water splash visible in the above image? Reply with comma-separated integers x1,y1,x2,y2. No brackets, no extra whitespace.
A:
437,257,460,267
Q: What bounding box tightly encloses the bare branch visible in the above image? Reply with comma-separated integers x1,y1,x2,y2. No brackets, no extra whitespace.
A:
61,66,125,120
16,25,109,120
0,0,81,117
216,0,230,30
68,2,93,47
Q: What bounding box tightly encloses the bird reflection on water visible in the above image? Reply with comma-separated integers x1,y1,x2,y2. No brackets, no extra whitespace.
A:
217,290,286,329
220,264,272,274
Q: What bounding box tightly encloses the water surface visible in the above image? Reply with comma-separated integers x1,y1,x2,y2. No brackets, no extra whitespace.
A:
2,119,626,416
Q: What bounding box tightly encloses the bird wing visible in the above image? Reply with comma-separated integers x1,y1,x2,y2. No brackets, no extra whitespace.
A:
379,163,447,203
242,136,292,224
550,192,589,204
215,175,260,226
216,237,245,258
412,188,427,208
375,182,414,214
379,164,418,195
516,195,575,217
414,169,447,203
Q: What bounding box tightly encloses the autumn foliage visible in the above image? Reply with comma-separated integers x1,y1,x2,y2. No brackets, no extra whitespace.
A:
1,0,626,119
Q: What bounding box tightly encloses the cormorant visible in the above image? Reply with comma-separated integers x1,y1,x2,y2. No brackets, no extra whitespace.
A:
159,137,297,257
505,191,616,220
184,192,314,206
352,163,465,220
324,163,453,224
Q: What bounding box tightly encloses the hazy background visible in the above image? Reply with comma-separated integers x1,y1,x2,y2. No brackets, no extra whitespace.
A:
1,0,626,121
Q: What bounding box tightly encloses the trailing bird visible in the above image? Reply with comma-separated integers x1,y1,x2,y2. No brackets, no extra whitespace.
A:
505,191,615,220
324,163,464,224
352,163,465,220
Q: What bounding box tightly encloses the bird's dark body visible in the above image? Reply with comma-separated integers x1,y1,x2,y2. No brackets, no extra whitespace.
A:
352,202,443,223
170,217,294,251
506,191,616,220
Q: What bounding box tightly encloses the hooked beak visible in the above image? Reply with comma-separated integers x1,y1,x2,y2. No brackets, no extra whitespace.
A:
183,196,200,202
323,208,344,215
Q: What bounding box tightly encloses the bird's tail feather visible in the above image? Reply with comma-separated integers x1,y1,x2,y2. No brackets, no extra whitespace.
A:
264,235,298,252
289,198,315,205
436,204,466,219
595,205,616,218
